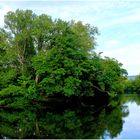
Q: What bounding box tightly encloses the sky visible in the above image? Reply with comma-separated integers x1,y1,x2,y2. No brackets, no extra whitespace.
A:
0,0,140,75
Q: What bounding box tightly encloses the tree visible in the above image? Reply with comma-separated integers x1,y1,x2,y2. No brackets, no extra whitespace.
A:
0,9,128,98
32,20,98,96
4,9,36,75
128,75,140,93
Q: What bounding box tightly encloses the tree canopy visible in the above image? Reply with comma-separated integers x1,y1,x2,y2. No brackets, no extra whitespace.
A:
0,9,127,96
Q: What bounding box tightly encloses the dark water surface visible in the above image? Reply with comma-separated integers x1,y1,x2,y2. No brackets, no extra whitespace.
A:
0,95,140,139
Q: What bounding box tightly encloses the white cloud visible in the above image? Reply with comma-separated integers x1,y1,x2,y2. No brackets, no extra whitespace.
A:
105,40,120,48
131,32,140,37
100,8,140,30
0,5,13,27
101,43,140,75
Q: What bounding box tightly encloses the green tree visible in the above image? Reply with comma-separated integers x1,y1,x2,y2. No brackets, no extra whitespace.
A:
4,9,36,75
131,75,140,93
0,9,128,100
90,56,127,96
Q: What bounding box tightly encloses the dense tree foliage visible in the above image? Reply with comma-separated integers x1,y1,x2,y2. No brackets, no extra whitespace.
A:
132,75,140,93
125,75,140,94
0,9,127,96
0,9,128,138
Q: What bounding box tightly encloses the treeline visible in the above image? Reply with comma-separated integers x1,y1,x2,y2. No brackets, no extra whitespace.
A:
125,75,140,94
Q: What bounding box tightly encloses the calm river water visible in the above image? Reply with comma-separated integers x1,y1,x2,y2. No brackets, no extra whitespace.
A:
105,95,140,139
1,94,140,139
115,101,140,139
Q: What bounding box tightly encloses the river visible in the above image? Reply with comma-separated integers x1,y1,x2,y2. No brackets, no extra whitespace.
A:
104,95,140,139
0,94,140,139
115,100,140,139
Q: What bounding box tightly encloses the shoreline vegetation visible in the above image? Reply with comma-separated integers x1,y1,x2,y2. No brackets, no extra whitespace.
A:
0,9,140,138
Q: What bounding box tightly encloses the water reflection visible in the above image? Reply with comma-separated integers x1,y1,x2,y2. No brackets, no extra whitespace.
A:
114,95,140,139
0,95,134,139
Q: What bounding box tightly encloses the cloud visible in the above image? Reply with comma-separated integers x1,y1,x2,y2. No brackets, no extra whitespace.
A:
131,32,140,37
0,2,13,27
105,40,120,48
102,12,140,29
100,43,140,75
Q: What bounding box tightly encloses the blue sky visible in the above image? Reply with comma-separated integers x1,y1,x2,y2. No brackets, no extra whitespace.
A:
0,0,140,75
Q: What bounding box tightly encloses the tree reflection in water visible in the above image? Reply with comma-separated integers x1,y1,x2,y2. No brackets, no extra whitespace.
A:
0,95,129,139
